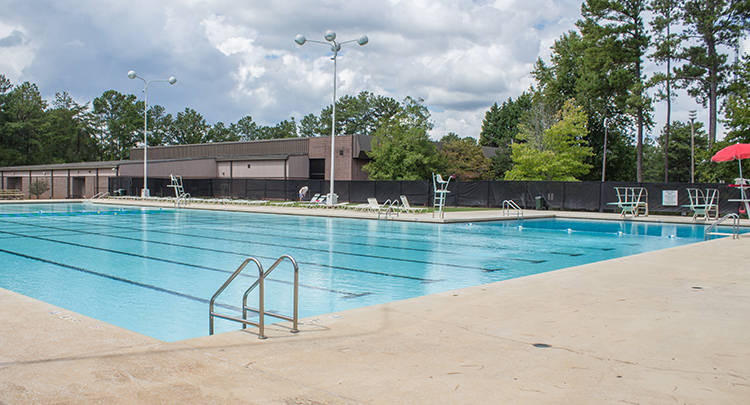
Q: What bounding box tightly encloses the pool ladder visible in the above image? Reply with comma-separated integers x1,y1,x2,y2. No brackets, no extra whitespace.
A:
502,200,523,219
378,199,400,220
704,213,741,241
209,254,299,339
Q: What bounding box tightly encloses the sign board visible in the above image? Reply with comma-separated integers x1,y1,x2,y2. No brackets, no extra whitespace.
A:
662,190,678,206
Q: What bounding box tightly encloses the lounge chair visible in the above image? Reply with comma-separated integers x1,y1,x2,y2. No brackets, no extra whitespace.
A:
685,188,719,220
399,195,426,213
353,198,383,211
297,193,321,206
304,195,328,208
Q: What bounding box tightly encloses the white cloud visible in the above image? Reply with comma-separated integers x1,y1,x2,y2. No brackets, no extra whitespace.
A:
1,0,709,142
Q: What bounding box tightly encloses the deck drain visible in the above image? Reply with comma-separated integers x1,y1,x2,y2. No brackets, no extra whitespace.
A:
692,286,703,290
532,343,551,348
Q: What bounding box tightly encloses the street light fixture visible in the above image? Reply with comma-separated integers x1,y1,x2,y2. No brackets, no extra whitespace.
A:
127,70,177,198
295,30,368,206
689,110,696,183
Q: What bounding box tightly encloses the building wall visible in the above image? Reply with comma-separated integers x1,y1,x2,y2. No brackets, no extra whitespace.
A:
309,135,369,181
231,160,285,178
118,159,218,179
1,167,116,199
287,155,309,179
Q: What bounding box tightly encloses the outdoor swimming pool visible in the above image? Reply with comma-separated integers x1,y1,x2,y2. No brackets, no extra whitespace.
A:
0,202,711,341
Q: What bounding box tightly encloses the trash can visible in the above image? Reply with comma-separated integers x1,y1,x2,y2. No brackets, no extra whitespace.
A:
535,196,547,210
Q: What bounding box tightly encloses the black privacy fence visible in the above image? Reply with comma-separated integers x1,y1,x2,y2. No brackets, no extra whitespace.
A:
109,177,747,215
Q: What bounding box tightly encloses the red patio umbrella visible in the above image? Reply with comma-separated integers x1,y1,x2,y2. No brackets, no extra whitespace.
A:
712,143,750,209
712,143,750,179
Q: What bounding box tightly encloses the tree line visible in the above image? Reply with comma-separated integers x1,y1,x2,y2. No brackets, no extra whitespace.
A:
0,75,489,181
480,0,750,183
1,0,748,183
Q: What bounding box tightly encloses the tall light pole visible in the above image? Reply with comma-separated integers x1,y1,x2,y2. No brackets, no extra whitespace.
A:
295,30,368,206
601,117,609,182
689,110,696,183
128,70,177,198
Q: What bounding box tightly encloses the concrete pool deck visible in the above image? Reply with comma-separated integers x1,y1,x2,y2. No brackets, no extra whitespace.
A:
1,202,749,403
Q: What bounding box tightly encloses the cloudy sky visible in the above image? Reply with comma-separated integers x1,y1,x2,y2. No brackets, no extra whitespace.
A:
0,0,742,141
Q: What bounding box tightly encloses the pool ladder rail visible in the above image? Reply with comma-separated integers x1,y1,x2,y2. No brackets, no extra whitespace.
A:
378,199,401,220
89,191,110,200
705,213,741,240
209,254,299,339
502,200,523,219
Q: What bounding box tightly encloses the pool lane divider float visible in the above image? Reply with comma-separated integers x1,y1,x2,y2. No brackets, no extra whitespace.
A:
0,208,171,218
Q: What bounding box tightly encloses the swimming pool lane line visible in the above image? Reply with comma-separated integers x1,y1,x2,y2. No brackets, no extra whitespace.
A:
0,227,388,298
83,213,559,264
0,222,438,286
71,206,606,258
0,209,163,218
152,212,609,257
8,216,506,274
0,246,245,314
0,222,440,282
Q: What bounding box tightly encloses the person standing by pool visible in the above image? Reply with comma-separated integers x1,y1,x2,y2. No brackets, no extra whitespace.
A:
299,186,309,201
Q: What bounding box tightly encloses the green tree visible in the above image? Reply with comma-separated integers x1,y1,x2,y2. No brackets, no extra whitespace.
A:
505,99,593,181
147,105,174,146
439,133,492,181
533,31,638,182
28,178,50,199
1,82,49,166
207,122,241,143
45,92,98,163
649,0,682,181
578,0,652,181
168,108,211,144
299,113,321,138
363,97,443,180
92,90,141,160
644,121,708,182
676,0,750,147
724,55,750,143
479,92,532,178
311,91,402,138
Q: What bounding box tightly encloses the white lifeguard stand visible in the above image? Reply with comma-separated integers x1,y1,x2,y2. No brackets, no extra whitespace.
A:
432,173,451,218
167,174,190,206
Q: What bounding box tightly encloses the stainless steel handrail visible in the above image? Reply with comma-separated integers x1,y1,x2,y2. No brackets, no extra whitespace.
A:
89,191,110,200
209,255,299,339
242,255,299,339
705,213,740,240
502,200,523,219
175,192,191,208
378,199,400,220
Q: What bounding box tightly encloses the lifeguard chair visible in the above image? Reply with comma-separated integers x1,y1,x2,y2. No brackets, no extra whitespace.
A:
432,173,451,219
167,174,190,206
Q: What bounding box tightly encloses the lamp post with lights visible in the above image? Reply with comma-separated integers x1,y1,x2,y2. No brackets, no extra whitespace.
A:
294,30,368,205
127,70,177,197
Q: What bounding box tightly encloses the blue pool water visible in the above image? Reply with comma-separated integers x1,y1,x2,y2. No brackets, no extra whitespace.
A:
0,202,712,341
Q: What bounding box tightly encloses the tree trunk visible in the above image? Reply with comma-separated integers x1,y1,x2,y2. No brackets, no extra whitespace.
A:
707,35,718,148
664,44,671,182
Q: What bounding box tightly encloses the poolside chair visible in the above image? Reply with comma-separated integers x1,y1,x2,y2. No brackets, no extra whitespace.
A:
366,197,384,212
399,195,427,213
352,198,383,211
297,193,321,206
685,188,719,220
305,195,328,208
